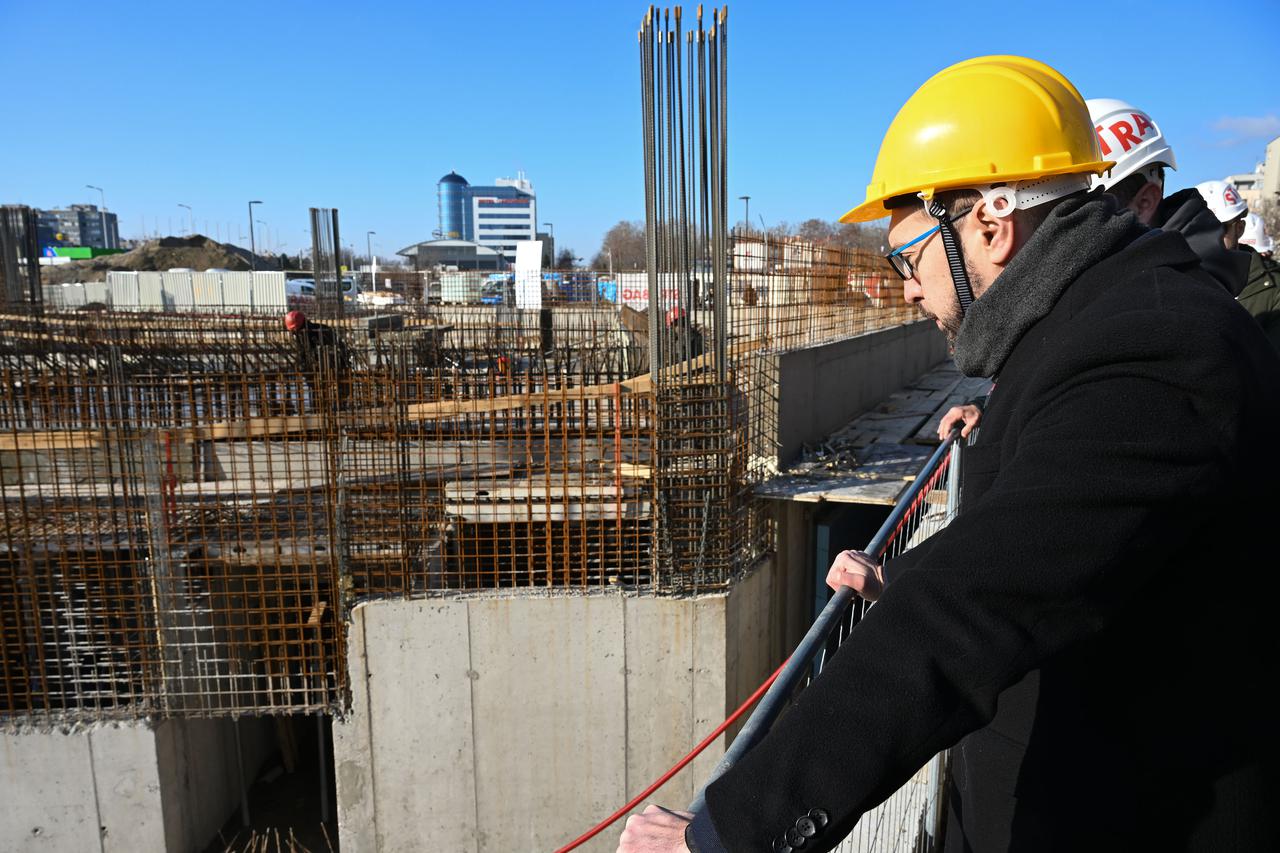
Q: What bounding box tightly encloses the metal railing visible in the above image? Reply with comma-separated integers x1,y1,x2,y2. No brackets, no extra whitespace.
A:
690,431,963,852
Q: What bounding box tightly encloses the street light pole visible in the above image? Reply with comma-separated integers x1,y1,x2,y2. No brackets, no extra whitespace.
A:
366,230,376,292
247,200,263,270
178,203,193,236
738,195,751,236
86,184,108,248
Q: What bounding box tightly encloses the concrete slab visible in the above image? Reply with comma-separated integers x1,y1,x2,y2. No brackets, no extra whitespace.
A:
1,727,105,851
333,561,809,853
773,320,949,466
359,599,476,853
1,718,271,853
624,597,698,808
90,724,168,853
757,361,987,506
333,605,377,853
690,594,730,790
469,596,627,853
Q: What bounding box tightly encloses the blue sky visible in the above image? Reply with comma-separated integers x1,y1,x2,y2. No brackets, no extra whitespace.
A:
2,0,1277,262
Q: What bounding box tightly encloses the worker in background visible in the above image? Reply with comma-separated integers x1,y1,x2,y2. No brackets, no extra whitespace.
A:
663,306,704,367
1197,179,1250,251
1242,213,1275,260
283,309,352,410
938,99,1252,439
1236,212,1280,351
621,55,1280,853
1086,100,1250,294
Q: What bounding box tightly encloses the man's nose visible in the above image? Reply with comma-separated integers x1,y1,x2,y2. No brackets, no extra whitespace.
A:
902,278,924,304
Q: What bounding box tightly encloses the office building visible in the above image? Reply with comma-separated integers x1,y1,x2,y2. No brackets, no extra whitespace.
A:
435,171,538,261
36,204,119,249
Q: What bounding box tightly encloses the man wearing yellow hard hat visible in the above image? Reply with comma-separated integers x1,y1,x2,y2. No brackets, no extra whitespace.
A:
622,56,1280,853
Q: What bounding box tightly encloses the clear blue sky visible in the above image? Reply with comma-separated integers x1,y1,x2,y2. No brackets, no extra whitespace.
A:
2,0,1277,263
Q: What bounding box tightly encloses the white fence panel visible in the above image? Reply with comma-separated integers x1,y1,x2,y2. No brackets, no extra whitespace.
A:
136,272,166,311
191,272,224,313
161,271,197,310
106,272,141,309
249,271,287,312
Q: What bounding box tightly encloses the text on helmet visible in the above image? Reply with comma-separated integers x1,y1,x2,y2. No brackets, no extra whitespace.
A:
1094,113,1156,156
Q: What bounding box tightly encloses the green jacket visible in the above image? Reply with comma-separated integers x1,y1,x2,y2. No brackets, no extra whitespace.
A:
1237,246,1280,352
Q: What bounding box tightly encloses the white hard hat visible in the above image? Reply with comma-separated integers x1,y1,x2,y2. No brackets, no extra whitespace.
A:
1196,180,1249,224
1240,213,1274,253
1086,98,1177,192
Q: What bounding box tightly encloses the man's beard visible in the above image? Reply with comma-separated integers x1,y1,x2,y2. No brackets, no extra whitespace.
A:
920,301,964,346
924,264,983,346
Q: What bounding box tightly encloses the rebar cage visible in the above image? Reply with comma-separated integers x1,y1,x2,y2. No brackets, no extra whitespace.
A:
1,237,917,724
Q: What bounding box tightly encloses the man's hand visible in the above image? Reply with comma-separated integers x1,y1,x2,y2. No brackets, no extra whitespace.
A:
937,404,982,440
826,550,884,602
617,804,693,852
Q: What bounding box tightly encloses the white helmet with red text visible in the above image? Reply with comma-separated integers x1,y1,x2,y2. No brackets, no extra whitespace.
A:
1086,98,1177,192
1196,180,1249,224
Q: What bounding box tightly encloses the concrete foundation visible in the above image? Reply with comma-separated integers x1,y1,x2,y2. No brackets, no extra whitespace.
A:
334,553,810,853
1,717,273,853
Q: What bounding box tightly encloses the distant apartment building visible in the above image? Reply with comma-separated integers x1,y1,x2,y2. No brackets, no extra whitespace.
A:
1226,135,1280,211
36,204,120,249
436,171,542,261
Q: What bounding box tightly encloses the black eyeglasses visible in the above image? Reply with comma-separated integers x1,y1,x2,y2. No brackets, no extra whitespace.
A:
883,207,972,280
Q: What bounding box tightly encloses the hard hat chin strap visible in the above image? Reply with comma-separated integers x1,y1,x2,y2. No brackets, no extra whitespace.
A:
924,198,976,317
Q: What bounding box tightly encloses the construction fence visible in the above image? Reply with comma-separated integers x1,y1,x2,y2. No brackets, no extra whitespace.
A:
0,236,919,724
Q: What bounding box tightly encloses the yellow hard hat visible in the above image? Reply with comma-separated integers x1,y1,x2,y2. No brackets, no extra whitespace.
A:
840,56,1113,223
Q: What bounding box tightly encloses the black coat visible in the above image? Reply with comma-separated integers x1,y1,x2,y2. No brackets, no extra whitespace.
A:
698,231,1280,852
1152,187,1251,296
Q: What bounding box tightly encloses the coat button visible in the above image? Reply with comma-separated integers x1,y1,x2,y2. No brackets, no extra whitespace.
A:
796,816,818,837
772,836,792,853
785,827,807,847
808,808,830,828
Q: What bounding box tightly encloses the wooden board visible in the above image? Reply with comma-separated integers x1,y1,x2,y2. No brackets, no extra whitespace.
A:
0,341,762,451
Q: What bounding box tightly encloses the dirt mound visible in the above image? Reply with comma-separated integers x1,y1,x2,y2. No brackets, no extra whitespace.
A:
40,235,279,285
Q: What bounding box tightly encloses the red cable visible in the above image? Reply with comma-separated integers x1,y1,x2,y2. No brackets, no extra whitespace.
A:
554,659,788,852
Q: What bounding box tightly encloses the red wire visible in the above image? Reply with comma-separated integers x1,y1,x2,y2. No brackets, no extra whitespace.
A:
554,659,788,852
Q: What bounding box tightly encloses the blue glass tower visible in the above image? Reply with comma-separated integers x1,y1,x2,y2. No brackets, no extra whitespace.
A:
437,172,470,240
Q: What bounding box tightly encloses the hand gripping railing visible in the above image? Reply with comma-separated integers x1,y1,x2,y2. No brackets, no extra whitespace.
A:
689,428,962,813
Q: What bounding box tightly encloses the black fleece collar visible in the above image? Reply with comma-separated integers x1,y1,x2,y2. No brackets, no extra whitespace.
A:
952,195,1143,378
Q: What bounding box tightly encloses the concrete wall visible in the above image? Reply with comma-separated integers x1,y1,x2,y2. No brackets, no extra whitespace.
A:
1,717,272,853
334,553,811,853
773,319,949,465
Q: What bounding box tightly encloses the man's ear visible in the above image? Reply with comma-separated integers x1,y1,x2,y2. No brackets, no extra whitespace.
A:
1131,181,1162,224
968,197,1019,266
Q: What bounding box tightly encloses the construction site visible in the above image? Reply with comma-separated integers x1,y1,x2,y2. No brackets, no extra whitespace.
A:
0,8,974,853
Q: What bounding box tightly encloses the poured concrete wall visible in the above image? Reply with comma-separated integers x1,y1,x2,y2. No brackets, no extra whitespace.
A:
773,319,949,465
334,553,810,853
1,717,272,853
